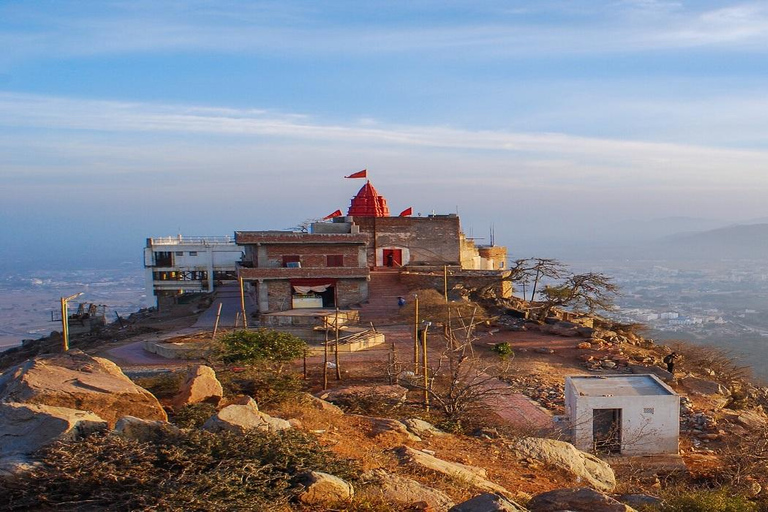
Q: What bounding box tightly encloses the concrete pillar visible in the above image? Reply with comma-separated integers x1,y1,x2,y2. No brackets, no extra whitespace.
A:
258,280,269,313
206,247,214,293
257,244,268,268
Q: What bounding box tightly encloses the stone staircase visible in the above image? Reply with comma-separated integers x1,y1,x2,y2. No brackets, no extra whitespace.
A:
360,270,411,324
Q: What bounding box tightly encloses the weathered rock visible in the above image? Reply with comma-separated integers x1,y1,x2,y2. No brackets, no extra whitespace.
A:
172,365,223,408
449,493,525,512
202,397,291,434
734,410,767,430
114,416,180,443
364,416,422,441
300,392,344,415
395,445,510,496
361,468,455,511
403,418,447,437
298,470,354,505
618,494,663,509
548,321,581,337
629,365,673,383
0,402,107,458
513,437,616,492
681,375,728,396
528,487,636,512
0,350,167,427
577,342,593,350
319,384,408,409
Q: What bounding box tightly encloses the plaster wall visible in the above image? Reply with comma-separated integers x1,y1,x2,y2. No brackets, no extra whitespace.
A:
565,379,680,455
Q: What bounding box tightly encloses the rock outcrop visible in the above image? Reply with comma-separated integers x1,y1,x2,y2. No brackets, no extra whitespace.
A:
172,365,223,408
318,384,409,409
300,392,344,415
297,470,354,505
449,492,526,512
402,418,447,437
202,397,291,434
0,350,166,427
0,402,107,475
680,375,728,396
513,437,616,492
361,468,455,511
528,487,636,512
395,445,510,496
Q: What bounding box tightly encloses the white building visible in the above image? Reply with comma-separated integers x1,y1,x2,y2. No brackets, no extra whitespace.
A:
143,236,243,308
565,375,679,456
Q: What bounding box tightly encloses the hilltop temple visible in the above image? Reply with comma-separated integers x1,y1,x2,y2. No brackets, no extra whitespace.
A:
144,177,509,318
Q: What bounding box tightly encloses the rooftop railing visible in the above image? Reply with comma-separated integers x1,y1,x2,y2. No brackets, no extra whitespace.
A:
148,236,235,246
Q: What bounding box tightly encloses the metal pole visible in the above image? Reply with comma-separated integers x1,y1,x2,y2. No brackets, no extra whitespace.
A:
239,277,248,329
211,302,223,340
323,319,329,390
334,307,341,380
413,294,419,375
60,297,69,351
423,323,430,411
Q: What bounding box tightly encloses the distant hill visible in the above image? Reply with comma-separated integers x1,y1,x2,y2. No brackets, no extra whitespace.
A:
651,223,768,261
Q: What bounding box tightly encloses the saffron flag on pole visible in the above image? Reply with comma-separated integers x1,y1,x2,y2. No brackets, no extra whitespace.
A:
323,209,343,220
345,169,367,179
399,207,413,217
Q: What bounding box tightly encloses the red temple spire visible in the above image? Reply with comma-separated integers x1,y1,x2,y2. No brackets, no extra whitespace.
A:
347,181,390,217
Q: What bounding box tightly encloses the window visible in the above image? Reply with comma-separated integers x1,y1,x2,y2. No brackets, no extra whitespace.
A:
175,251,184,256
643,408,655,414
189,251,198,256
326,255,344,267
283,255,300,267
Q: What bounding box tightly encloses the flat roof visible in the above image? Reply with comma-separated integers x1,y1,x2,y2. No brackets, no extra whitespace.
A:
568,375,676,397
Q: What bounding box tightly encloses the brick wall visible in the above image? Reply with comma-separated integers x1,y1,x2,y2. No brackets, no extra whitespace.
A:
354,216,462,266
258,278,367,313
263,243,362,268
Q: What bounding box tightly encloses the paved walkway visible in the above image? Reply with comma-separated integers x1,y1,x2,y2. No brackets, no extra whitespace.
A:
194,283,253,328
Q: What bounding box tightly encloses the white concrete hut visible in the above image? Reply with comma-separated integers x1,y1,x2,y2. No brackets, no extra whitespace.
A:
565,374,679,456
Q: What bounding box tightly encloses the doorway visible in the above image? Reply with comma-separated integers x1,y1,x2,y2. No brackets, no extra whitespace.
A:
382,249,402,268
593,408,622,454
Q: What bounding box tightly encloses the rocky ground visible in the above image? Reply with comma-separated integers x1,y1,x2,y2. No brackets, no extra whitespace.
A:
3,293,768,510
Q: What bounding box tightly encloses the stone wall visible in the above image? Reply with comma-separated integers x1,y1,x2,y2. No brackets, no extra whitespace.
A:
256,278,367,313
261,243,363,268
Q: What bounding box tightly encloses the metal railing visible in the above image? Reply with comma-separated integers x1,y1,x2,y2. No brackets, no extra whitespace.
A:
148,235,234,246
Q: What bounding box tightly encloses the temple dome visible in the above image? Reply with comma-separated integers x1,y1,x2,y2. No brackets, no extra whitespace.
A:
347,181,390,217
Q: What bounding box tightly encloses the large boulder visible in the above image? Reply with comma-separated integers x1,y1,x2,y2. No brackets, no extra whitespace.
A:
172,365,223,408
528,487,636,512
202,397,291,434
297,470,354,505
395,445,510,496
114,416,180,443
318,384,408,409
680,375,728,396
0,402,107,471
361,468,455,511
513,437,616,492
0,350,167,427
449,493,526,512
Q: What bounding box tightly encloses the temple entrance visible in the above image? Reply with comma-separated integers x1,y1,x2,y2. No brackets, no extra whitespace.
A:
383,249,402,268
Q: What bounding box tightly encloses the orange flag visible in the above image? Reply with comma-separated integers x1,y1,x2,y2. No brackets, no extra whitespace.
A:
345,169,367,179
323,209,343,220
399,207,413,217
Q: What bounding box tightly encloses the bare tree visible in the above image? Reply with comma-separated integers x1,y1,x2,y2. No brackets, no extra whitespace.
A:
539,272,619,319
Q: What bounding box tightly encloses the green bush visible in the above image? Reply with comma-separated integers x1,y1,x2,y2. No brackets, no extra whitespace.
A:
218,368,304,408
3,427,359,511
218,329,307,371
491,342,514,360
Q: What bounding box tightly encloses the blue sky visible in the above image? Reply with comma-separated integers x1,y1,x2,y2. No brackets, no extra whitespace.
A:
2,0,768,269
